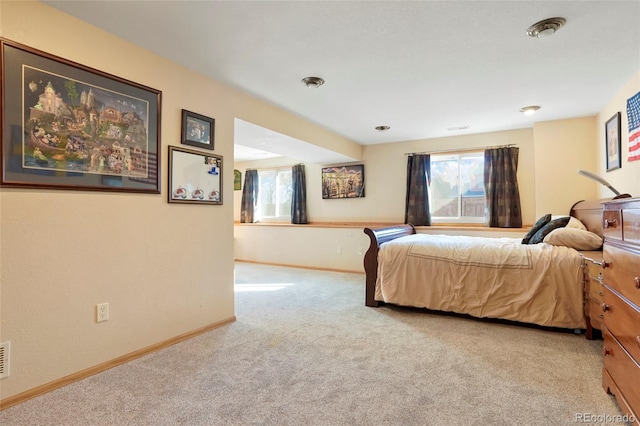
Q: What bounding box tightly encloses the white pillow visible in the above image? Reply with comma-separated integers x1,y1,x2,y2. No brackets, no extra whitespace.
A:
543,227,602,250
550,216,587,230
566,216,587,230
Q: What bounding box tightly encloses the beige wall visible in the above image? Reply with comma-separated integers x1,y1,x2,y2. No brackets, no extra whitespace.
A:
0,1,360,400
236,128,537,223
234,129,537,272
3,0,638,403
361,128,538,223
233,112,638,271
234,225,371,272
533,116,599,217
234,70,640,228
596,71,640,198
0,1,235,400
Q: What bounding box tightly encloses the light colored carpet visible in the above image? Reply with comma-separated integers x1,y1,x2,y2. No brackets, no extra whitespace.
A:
0,262,624,425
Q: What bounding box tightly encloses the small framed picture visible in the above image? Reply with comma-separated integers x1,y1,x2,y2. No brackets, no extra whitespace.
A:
234,169,242,190
605,112,621,172
181,109,214,150
168,145,222,205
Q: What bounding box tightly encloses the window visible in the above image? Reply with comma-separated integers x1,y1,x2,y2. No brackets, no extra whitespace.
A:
257,169,292,220
430,152,485,223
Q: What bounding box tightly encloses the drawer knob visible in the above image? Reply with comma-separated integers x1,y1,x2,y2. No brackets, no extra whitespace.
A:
601,303,610,312
602,261,611,269
604,218,618,228
603,347,612,356
635,277,640,289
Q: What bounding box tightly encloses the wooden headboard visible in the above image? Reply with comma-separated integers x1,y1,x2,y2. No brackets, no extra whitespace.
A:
570,199,606,237
570,195,631,237
363,224,415,307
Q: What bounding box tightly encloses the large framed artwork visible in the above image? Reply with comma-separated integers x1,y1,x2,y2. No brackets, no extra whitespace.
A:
1,38,161,193
181,109,214,150
168,145,222,205
321,164,365,199
605,112,621,172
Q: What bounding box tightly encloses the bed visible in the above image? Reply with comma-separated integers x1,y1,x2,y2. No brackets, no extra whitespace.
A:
363,199,609,329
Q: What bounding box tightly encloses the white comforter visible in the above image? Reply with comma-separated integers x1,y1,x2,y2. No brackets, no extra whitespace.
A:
375,234,585,328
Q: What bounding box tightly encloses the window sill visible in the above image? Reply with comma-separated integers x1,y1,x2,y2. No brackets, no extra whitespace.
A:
234,221,398,229
234,221,530,231
415,225,528,233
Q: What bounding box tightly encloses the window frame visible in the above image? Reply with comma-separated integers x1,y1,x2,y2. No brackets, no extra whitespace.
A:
257,168,292,222
429,151,486,224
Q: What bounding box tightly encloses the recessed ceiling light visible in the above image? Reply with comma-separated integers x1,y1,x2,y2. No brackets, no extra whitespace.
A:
520,105,541,115
301,76,325,88
375,126,390,132
527,17,566,39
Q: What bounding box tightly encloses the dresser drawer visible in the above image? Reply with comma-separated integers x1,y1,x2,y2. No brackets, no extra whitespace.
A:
603,285,640,364
589,307,604,331
585,258,604,281
589,275,605,329
604,210,623,240
603,329,640,421
623,209,640,246
589,275,605,300
604,244,640,307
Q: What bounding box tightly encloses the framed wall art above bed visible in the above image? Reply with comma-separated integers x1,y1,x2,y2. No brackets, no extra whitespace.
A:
0,38,161,193
605,112,621,172
321,164,365,199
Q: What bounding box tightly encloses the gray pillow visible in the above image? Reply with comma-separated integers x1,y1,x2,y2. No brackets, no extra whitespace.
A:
522,214,551,244
528,216,571,244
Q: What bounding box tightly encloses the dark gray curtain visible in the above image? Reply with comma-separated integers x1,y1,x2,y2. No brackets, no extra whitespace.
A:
484,147,522,228
291,164,308,224
404,154,431,226
240,169,258,223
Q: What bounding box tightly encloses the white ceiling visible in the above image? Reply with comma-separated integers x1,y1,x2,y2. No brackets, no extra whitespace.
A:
43,1,640,163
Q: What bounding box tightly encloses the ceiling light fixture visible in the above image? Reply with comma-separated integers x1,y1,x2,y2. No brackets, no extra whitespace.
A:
527,17,566,39
375,126,390,132
301,76,325,88
519,105,541,115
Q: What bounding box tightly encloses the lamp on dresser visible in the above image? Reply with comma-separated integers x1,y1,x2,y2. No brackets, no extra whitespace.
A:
577,169,631,199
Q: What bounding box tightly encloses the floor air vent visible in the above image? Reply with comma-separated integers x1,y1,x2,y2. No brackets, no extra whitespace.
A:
0,341,10,379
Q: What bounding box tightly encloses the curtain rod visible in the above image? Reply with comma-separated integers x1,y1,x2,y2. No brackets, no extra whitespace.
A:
404,144,516,156
244,163,303,172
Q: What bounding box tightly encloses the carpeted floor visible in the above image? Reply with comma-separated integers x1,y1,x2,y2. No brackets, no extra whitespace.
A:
0,262,625,425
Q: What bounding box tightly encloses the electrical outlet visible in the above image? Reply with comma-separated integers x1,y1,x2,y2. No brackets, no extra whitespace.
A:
96,303,109,322
336,246,342,254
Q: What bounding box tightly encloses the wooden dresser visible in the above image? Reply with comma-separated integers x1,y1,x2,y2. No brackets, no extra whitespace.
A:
601,197,640,424
583,254,604,340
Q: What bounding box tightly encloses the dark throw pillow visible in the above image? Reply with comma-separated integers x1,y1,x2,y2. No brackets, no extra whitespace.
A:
522,213,552,244
528,216,571,244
